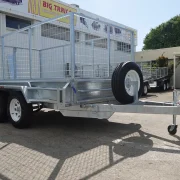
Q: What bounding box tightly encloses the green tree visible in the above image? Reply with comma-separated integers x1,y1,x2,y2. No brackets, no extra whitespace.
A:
143,15,180,50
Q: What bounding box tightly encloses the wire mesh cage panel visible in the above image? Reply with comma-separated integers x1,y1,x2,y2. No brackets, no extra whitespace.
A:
137,62,152,80
1,32,31,80
0,13,135,81
40,18,71,79
151,67,168,79
75,14,133,78
137,62,169,80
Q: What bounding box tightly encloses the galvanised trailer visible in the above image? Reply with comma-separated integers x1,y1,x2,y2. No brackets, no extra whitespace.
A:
0,12,179,135
137,61,171,95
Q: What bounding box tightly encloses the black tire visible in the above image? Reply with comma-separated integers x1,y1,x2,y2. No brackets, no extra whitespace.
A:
7,92,32,129
0,92,8,123
111,62,143,104
166,82,170,90
111,62,124,101
168,125,177,135
142,84,148,96
161,82,167,91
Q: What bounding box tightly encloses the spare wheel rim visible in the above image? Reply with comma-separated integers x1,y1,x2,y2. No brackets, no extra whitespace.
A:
124,70,140,96
10,99,22,122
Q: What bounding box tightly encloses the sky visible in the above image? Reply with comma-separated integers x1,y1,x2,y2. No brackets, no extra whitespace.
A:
62,0,180,51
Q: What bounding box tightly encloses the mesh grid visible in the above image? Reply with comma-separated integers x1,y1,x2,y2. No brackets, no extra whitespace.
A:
137,62,168,80
0,13,134,80
75,14,133,78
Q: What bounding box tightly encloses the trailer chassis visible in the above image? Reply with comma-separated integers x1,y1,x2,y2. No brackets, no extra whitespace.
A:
0,79,179,135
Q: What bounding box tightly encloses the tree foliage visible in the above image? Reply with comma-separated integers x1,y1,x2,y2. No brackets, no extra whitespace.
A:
143,15,180,50
155,56,168,67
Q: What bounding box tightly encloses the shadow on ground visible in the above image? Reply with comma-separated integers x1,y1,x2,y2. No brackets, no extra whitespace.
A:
0,110,179,180
148,88,173,94
141,94,158,98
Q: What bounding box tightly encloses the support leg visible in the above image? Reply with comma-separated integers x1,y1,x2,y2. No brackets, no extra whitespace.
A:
132,81,138,103
173,91,178,129
168,90,178,135
173,115,177,125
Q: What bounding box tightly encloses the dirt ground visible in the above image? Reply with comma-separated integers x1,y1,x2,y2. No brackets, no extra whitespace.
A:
0,91,180,180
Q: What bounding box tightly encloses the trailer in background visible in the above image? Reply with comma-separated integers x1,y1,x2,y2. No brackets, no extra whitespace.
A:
137,61,172,95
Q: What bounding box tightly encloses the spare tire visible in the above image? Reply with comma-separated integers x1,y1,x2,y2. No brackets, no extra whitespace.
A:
111,62,143,104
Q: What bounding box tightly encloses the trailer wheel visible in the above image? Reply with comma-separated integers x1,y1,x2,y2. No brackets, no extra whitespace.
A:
0,92,8,123
143,84,148,96
162,82,167,91
168,125,177,135
111,62,124,100
111,62,143,104
7,92,32,129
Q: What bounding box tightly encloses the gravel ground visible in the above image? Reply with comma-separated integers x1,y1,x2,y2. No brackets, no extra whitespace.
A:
0,91,180,180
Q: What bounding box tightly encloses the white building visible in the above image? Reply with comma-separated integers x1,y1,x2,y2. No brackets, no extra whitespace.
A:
135,46,180,62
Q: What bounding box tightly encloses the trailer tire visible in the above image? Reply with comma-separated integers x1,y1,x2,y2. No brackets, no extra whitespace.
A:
111,62,124,99
7,92,32,129
168,125,177,135
0,92,8,123
111,62,143,104
142,84,148,96
162,82,167,91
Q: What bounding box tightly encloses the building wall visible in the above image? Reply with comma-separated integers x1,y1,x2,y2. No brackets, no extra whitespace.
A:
135,46,180,62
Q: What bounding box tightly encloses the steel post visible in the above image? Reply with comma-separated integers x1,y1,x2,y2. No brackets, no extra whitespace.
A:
13,47,17,79
173,90,177,125
131,31,135,62
107,25,111,77
70,13,75,79
28,28,32,79
92,40,94,77
39,50,42,78
1,37,4,79
174,55,176,89
63,46,65,77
